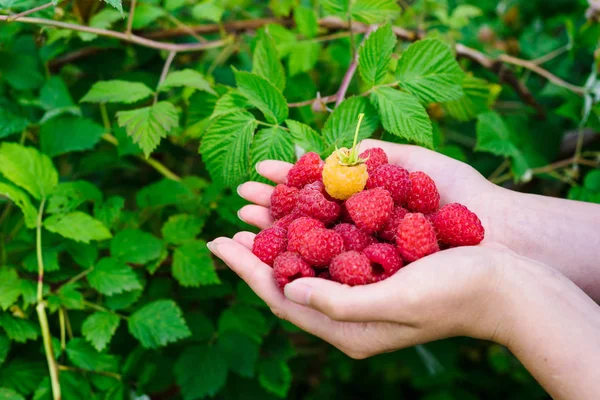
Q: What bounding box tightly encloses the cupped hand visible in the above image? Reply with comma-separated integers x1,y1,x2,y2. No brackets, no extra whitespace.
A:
207,139,520,358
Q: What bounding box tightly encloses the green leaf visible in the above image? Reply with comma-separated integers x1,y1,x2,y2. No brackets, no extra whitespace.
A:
159,69,216,94
211,90,251,119
0,314,39,343
475,111,521,158
81,80,154,104
0,360,45,395
40,116,105,157
0,388,24,400
186,311,215,342
100,0,123,16
0,334,10,366
54,283,84,310
46,180,103,214
117,101,179,157
44,211,112,243
161,214,205,244
442,75,493,121
113,125,142,156
128,300,191,348
251,127,295,180
0,108,29,139
81,312,121,352
110,229,165,264
65,241,98,268
39,76,75,111
264,24,297,58
294,6,318,38
218,332,259,378
351,0,401,23
285,119,326,154
66,338,119,372
358,23,396,87
0,143,58,200
253,30,286,90
322,96,379,149
87,257,142,295
234,70,288,124
175,345,228,399
0,183,37,229
288,41,320,77
93,196,124,230
200,111,257,187
0,268,20,311
173,240,220,287
218,305,268,343
191,2,224,23
23,248,60,273
396,39,465,103
370,87,433,148
136,178,193,208
131,3,165,29
321,0,348,16
0,51,44,91
258,358,292,398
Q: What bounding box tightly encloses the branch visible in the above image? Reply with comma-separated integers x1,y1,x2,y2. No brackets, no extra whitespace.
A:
155,50,176,103
0,15,229,52
125,0,137,36
6,1,54,21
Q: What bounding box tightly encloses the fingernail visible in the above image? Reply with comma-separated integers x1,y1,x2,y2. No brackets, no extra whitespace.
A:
236,184,244,197
237,209,245,222
284,282,312,305
206,241,219,256
255,162,263,175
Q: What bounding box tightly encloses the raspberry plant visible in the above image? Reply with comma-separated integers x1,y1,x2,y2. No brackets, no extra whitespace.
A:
0,0,599,399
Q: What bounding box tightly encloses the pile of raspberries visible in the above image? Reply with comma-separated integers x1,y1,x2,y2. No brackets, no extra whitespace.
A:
251,148,485,288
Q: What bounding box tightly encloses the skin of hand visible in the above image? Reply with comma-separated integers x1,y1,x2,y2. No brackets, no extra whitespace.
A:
207,139,600,399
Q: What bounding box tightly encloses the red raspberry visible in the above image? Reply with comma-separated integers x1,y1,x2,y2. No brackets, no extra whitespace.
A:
286,152,324,188
363,243,403,282
252,227,287,266
287,217,325,252
338,202,354,223
345,188,394,233
406,172,440,214
298,228,344,267
273,252,315,288
431,203,485,246
270,184,299,219
359,147,388,174
378,206,409,242
272,209,305,230
366,164,411,204
333,223,376,251
329,251,372,286
296,182,341,225
396,213,439,262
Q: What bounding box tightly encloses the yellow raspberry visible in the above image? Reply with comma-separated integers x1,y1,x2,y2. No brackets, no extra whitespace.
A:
323,151,368,200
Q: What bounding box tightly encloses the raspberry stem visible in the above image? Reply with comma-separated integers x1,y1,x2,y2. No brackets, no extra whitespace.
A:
336,113,365,165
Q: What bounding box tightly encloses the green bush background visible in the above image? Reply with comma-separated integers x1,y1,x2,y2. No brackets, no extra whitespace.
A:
0,0,599,398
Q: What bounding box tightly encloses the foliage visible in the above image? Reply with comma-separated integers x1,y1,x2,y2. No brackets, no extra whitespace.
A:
0,0,598,399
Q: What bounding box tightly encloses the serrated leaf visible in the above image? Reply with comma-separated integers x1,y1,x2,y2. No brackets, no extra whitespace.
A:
39,76,75,111
294,5,318,38
175,345,227,399
442,75,492,121
0,334,10,366
131,3,164,29
322,96,379,149
370,87,433,148
200,111,257,187
288,41,320,77
253,30,286,90
234,70,288,124
0,314,39,343
44,211,112,243
0,183,36,229
218,305,267,343
159,69,215,94
47,180,103,214
90,8,123,30
0,360,45,395
81,80,154,104
81,312,121,352
351,0,401,23
117,101,179,157
110,229,165,264
258,358,291,398
136,178,193,208
0,108,29,139
0,269,20,311
251,127,295,180
285,119,326,154
93,196,124,229
161,214,205,244
102,0,123,14
65,241,98,268
264,24,297,58
87,257,141,295
105,289,142,311
218,332,259,378
396,39,465,103
173,240,220,287
54,283,85,311
0,143,58,200
128,300,191,348
211,90,251,119
475,111,520,157
321,0,348,16
66,338,119,372
23,248,60,273
191,2,224,22
0,387,24,400
358,23,396,87
40,116,105,157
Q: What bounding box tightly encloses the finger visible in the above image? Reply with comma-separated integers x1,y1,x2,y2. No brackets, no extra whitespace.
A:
283,277,397,322
237,182,274,207
238,205,273,229
232,231,255,249
256,160,293,184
